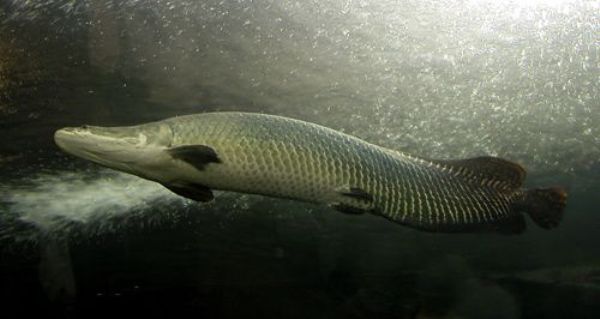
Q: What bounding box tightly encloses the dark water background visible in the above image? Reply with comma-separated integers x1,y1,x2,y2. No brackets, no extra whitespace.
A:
1,1,599,318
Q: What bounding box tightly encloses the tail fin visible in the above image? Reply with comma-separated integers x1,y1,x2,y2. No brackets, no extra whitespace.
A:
520,187,567,229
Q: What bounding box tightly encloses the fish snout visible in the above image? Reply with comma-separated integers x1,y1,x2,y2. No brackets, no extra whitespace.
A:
54,125,97,153
54,125,92,137
54,127,78,152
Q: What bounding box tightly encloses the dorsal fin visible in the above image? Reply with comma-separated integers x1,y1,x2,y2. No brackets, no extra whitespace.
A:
431,156,526,191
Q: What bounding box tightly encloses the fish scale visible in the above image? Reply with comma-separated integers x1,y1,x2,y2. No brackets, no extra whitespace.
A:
163,112,520,232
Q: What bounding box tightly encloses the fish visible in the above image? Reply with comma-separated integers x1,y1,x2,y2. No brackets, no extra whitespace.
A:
54,112,567,233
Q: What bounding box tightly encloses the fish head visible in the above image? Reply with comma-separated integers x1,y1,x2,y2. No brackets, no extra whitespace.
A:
54,121,175,180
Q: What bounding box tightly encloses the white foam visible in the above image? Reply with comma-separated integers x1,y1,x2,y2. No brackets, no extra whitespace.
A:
2,170,185,239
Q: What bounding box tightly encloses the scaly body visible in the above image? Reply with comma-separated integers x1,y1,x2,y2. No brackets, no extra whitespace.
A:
54,112,567,233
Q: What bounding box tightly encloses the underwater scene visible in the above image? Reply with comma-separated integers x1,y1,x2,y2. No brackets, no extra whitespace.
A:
0,0,598,318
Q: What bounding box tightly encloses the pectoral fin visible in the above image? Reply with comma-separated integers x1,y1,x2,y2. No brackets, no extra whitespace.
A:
167,145,221,170
162,182,214,202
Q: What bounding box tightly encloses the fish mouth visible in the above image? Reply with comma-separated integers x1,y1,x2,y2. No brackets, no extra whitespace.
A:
54,127,87,153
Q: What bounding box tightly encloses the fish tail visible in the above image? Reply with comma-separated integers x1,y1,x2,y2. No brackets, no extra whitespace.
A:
516,187,568,229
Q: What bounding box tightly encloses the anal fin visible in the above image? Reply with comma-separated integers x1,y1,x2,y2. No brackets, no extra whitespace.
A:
162,182,214,202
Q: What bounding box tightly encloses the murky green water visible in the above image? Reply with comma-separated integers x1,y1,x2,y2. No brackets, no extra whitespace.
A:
1,1,598,318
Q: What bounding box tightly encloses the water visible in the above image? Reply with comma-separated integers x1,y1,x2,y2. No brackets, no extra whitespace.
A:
1,0,598,318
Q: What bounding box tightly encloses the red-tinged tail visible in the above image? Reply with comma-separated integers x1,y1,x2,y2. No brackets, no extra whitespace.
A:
520,187,568,229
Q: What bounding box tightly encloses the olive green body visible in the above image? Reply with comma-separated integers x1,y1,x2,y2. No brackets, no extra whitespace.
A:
163,112,520,231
